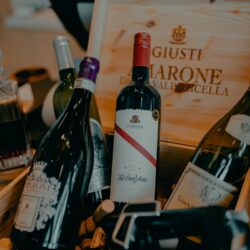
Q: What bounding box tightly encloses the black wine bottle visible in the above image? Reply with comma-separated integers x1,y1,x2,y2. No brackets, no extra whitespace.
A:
11,57,100,250
53,36,76,118
53,36,110,216
110,32,161,204
165,87,250,211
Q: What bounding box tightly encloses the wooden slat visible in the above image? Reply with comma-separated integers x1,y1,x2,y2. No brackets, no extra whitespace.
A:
0,168,29,237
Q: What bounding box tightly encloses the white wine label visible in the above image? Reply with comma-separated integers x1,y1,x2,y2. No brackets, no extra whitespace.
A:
15,161,61,232
74,78,95,93
88,118,110,193
164,162,238,210
110,109,159,202
226,114,250,145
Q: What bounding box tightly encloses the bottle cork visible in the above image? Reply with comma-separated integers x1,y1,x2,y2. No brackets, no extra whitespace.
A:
80,238,92,250
93,199,115,223
0,238,12,250
79,199,115,237
90,227,106,249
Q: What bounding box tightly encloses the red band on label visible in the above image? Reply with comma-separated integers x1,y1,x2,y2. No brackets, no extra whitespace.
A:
115,124,156,167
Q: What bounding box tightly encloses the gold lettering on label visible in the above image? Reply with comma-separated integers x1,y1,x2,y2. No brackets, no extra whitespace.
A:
150,64,223,86
209,69,222,85
180,66,194,83
150,79,229,97
151,47,203,61
154,65,165,80
128,25,227,97
120,64,226,96
167,66,178,81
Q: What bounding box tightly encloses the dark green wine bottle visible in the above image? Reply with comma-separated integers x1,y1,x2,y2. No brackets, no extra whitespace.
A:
11,57,100,250
166,87,250,211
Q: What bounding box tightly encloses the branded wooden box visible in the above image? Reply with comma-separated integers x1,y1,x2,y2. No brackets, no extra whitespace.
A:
1,0,250,239
88,0,250,192
89,0,250,147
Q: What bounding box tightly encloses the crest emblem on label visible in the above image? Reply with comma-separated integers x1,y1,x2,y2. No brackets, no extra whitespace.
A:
130,115,141,124
15,161,61,232
170,25,186,45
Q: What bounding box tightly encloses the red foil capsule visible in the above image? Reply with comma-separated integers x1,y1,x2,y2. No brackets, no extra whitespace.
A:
133,32,151,67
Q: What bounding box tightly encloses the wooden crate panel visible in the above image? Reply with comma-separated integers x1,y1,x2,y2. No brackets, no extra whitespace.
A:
88,0,250,146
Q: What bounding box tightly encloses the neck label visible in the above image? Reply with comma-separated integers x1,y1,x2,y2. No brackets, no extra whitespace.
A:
74,78,95,93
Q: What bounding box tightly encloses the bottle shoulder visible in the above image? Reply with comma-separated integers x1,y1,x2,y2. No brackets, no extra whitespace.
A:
118,82,160,99
116,82,161,111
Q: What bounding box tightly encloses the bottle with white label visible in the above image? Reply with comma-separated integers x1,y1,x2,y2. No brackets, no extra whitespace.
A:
165,87,250,211
11,57,100,250
110,32,161,204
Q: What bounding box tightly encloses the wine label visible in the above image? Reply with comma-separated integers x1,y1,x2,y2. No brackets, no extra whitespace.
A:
110,109,159,202
226,114,250,145
164,162,238,210
14,161,61,232
88,118,110,193
0,151,30,170
74,78,95,93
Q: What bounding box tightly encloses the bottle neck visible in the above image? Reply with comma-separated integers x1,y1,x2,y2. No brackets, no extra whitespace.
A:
132,35,150,85
59,68,76,84
54,42,74,71
66,77,96,116
66,88,93,119
132,66,149,84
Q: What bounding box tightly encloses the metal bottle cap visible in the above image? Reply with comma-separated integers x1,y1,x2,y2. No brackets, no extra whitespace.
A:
53,36,74,70
78,57,100,82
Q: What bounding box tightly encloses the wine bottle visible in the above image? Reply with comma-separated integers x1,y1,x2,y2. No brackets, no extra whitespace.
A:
11,57,100,250
53,36,110,215
110,32,161,203
165,87,250,211
53,36,76,118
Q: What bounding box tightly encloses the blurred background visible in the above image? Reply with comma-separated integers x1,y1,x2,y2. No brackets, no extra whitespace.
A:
0,0,95,151
0,0,93,80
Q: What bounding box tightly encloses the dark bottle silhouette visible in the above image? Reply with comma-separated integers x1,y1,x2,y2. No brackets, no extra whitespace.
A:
11,57,100,250
53,36,110,217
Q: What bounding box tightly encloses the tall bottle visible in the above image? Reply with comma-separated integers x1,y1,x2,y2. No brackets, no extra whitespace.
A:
53,36,76,118
11,57,100,250
165,87,250,211
110,32,161,203
53,36,110,215
0,50,31,171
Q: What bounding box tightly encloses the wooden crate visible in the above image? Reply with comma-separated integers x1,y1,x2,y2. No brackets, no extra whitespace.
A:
88,0,250,147
87,0,250,204
86,0,250,215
